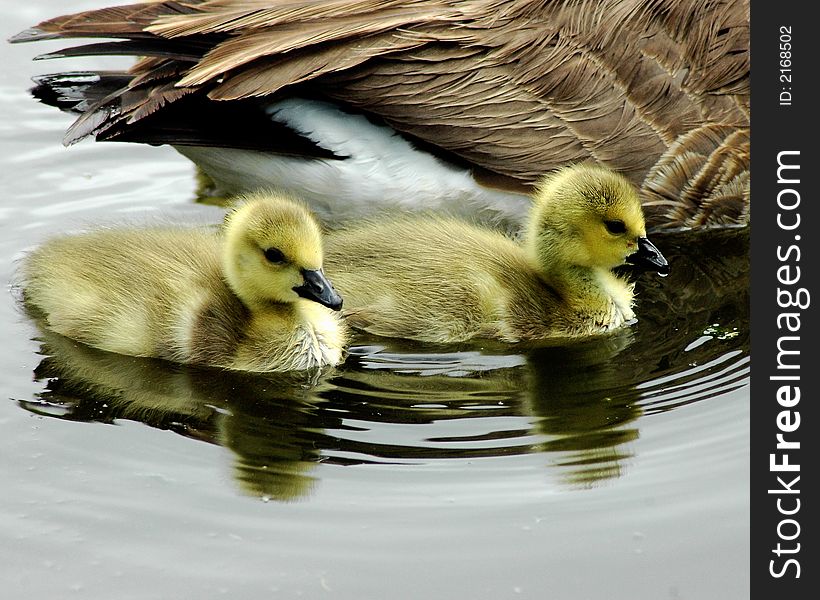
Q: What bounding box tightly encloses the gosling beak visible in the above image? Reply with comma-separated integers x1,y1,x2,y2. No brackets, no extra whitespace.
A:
293,268,343,311
626,237,670,275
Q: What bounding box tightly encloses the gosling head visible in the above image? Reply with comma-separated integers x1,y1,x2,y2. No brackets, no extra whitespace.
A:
222,192,343,311
526,164,669,275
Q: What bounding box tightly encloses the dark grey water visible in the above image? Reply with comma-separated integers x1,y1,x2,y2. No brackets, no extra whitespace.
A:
1,3,749,599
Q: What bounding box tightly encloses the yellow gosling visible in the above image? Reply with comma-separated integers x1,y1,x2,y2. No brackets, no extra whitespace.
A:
20,192,347,371
324,164,668,343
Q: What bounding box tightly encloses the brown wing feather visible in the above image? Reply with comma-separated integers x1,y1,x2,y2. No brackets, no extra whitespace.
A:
22,3,192,39
147,0,452,37
180,20,438,88
208,33,428,99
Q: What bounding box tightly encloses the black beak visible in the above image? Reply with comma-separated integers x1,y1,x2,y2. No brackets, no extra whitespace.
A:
293,269,343,311
626,237,670,275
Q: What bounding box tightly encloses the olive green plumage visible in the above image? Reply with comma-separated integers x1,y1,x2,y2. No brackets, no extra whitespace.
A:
324,164,667,343
20,192,347,371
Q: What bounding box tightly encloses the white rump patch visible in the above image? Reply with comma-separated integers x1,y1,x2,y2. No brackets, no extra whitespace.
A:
176,98,530,230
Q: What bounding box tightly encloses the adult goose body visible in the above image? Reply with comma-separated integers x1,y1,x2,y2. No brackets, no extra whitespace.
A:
12,0,749,230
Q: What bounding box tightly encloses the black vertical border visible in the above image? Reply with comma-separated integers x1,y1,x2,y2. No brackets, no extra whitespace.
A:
751,1,816,597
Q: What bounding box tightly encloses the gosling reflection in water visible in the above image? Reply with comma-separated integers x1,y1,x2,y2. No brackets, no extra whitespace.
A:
23,327,647,495
524,332,642,486
24,330,338,501
336,332,646,488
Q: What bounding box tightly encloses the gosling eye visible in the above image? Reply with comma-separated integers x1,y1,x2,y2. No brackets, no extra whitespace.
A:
263,247,286,264
604,220,626,235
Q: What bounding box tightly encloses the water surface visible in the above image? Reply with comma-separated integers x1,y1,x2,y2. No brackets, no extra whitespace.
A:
1,4,749,599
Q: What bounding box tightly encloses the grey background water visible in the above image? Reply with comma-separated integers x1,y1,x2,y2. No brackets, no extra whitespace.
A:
1,3,749,599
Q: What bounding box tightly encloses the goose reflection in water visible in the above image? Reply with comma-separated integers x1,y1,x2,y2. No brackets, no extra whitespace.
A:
18,228,748,500
23,331,333,501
